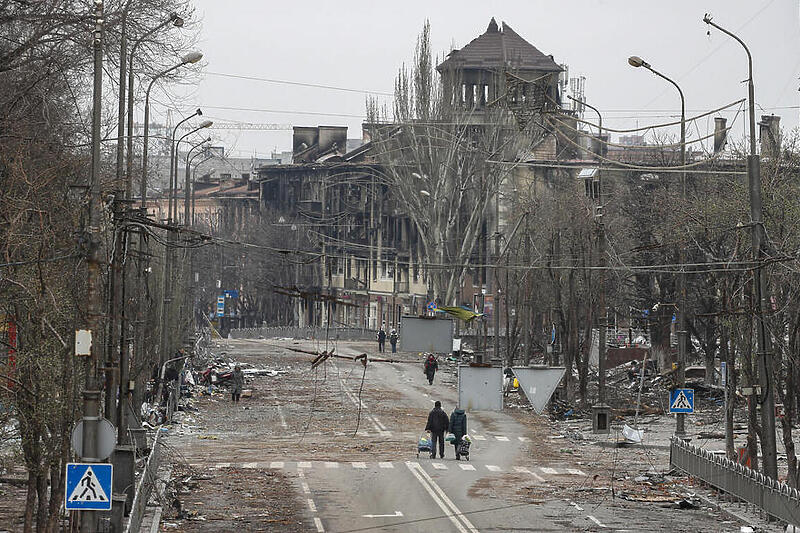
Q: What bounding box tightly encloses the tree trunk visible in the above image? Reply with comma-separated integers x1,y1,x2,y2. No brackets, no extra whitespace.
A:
24,470,36,533
36,470,47,533
577,303,592,408
719,317,735,459
742,316,760,471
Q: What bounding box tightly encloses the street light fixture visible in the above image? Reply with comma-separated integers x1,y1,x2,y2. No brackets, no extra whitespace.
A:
141,51,203,208
173,120,212,222
159,109,203,374
125,12,186,196
703,13,777,480
184,134,212,226
168,109,203,223
628,55,687,438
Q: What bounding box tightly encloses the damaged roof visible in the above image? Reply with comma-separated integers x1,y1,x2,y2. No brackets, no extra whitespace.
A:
437,18,562,73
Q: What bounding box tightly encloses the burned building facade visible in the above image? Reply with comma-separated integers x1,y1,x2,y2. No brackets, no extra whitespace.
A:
256,19,567,331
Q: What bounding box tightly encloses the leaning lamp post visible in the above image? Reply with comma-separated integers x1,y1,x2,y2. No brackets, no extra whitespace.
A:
703,13,777,480
628,55,687,438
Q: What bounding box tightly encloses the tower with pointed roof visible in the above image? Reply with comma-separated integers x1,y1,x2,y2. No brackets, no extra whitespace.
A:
437,18,562,115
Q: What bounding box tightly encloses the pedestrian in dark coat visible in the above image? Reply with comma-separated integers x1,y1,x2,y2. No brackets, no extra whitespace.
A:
231,365,244,402
424,354,438,385
449,407,467,459
377,328,386,352
425,401,449,459
389,329,398,353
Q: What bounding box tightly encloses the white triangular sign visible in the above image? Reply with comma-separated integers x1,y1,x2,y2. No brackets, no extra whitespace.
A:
671,391,692,411
512,367,566,414
67,466,108,503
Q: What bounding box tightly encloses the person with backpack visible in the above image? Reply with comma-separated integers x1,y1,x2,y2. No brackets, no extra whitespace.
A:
424,354,438,385
449,406,468,460
389,328,398,353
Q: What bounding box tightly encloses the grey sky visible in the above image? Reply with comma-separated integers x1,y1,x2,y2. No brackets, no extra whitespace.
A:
156,0,800,157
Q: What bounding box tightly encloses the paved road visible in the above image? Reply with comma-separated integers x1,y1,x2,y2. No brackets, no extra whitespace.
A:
175,338,747,532
292,343,603,533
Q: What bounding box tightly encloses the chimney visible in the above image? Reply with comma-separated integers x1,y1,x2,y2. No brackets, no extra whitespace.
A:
293,126,318,157
759,115,781,157
713,117,727,153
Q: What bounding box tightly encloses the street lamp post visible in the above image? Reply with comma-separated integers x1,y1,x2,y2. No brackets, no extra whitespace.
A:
158,111,204,387
703,14,777,479
628,55,687,438
191,155,212,225
178,123,212,225
169,114,206,222
141,51,202,208
185,137,211,226
126,12,184,195
131,50,200,438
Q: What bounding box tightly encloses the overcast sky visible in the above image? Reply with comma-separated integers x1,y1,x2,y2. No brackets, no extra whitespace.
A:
154,0,800,158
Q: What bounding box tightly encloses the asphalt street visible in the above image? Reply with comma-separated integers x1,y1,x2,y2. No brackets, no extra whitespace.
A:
170,338,749,532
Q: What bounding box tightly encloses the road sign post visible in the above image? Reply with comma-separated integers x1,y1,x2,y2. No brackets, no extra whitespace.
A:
65,463,113,511
669,388,695,414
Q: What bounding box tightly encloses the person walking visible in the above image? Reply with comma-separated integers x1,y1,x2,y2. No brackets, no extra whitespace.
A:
449,406,468,460
424,354,438,385
377,328,386,352
389,328,398,353
425,401,449,459
231,365,244,403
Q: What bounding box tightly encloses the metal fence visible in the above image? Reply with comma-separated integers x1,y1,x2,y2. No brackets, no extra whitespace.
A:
125,431,163,533
229,326,377,342
670,437,800,525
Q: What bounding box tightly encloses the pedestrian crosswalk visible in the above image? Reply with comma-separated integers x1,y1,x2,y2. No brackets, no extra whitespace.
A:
194,460,587,478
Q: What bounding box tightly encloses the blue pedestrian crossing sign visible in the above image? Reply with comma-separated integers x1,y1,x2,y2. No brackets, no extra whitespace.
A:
669,388,695,414
64,463,112,511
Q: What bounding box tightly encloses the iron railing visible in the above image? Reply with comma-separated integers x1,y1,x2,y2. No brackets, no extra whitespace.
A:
125,431,163,533
670,436,800,526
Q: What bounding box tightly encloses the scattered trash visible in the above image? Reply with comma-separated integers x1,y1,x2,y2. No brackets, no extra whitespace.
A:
622,424,643,444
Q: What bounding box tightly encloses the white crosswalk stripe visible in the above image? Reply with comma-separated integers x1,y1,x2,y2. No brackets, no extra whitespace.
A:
514,466,545,482
495,436,509,442
518,436,530,442
219,460,583,481
472,434,486,440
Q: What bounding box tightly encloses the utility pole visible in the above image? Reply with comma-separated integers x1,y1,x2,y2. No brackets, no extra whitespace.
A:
569,94,607,404
81,1,104,531
493,177,501,365
703,14,777,479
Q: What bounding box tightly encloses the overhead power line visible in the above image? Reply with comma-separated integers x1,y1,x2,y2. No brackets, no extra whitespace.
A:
199,105,367,119
204,71,394,97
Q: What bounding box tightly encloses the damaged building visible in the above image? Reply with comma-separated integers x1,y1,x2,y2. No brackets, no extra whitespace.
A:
256,18,568,331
